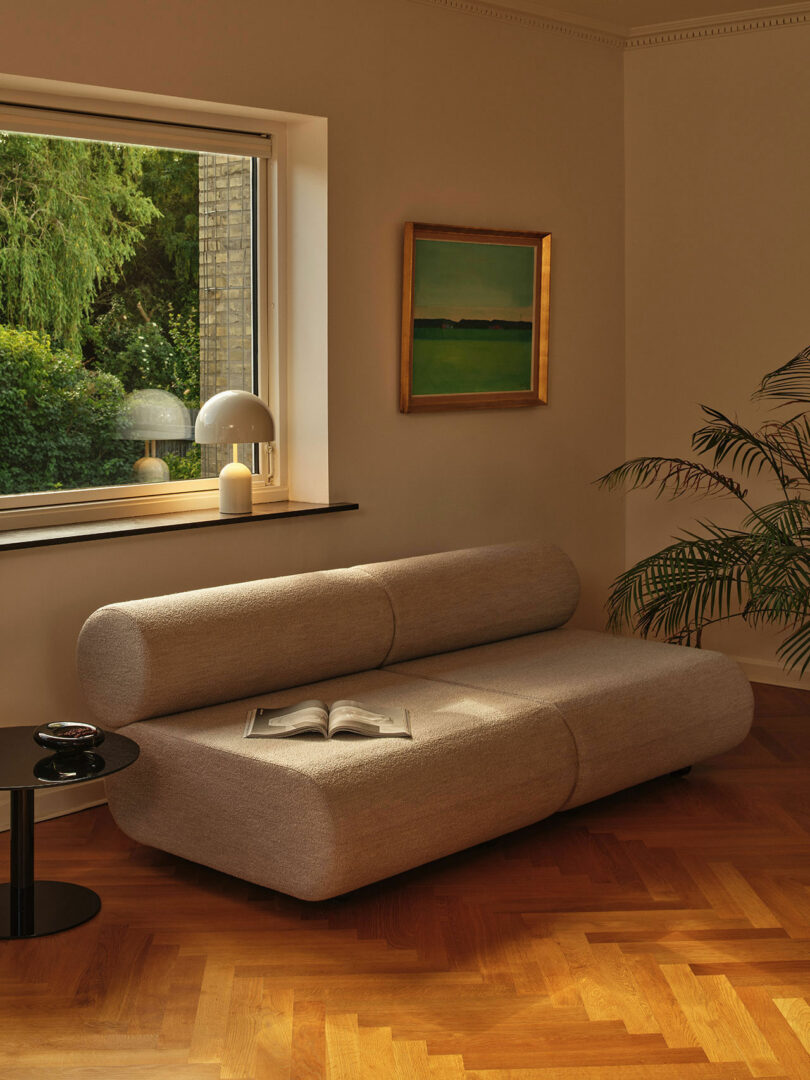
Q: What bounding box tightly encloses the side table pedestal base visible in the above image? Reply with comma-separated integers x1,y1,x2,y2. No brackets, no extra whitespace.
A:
0,881,101,939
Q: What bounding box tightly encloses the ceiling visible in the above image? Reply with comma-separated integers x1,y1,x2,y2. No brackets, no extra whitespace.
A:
505,0,807,33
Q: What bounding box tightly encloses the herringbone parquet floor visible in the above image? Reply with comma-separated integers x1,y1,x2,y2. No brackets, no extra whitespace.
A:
2,683,810,1079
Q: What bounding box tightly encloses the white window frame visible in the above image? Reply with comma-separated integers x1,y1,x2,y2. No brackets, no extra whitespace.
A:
0,93,289,531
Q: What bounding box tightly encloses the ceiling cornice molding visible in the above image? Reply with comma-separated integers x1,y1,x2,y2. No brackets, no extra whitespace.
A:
410,0,810,49
626,4,810,48
408,0,625,48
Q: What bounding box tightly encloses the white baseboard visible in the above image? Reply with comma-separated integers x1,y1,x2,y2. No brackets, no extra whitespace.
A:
0,778,107,833
732,656,810,690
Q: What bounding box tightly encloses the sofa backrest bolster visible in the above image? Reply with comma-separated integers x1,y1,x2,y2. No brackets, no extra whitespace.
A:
356,542,580,664
76,540,580,728
77,568,394,729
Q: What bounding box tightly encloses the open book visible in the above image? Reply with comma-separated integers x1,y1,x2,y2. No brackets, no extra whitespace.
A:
244,700,412,739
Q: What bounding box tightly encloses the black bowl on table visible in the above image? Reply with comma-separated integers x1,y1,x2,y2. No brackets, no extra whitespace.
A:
33,721,105,753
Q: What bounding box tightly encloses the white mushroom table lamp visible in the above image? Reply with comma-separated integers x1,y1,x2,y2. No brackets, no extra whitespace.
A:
195,390,275,515
118,389,192,483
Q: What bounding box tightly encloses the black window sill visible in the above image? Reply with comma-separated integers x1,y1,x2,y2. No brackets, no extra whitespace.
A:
0,500,359,551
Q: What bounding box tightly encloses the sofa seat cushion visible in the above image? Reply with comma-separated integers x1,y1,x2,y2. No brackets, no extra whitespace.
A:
105,669,577,901
386,629,754,809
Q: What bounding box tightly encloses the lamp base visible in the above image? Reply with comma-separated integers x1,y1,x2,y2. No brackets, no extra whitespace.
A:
218,461,252,514
133,456,170,483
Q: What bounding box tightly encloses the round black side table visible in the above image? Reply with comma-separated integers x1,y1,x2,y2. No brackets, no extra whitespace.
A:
0,726,139,939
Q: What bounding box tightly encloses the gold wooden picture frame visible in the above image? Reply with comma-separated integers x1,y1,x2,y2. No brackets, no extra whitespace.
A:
400,222,551,413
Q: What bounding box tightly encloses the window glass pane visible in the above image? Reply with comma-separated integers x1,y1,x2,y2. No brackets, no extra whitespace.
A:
0,130,256,496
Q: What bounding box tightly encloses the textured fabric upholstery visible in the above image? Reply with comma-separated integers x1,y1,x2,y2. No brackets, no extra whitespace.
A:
76,540,577,727
77,568,394,728
356,541,579,664
77,541,754,902
388,628,754,807
104,669,577,900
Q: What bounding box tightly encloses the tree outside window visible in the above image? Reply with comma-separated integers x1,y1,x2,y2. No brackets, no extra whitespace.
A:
0,130,255,496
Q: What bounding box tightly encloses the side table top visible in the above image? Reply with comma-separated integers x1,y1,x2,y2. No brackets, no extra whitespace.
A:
0,726,139,791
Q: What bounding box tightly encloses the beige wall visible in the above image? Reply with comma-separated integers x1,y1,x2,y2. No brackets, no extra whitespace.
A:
0,0,626,730
625,26,810,685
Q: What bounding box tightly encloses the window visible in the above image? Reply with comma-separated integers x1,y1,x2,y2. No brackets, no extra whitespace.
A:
0,99,286,529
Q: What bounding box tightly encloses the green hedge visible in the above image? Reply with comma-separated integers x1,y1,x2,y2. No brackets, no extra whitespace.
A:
0,325,138,495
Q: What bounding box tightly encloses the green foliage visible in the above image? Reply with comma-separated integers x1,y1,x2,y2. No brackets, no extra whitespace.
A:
138,150,199,316
0,325,139,495
596,351,810,675
164,442,201,481
755,346,810,406
83,298,200,406
165,307,201,407
80,146,201,406
0,133,159,349
0,134,203,496
89,148,199,329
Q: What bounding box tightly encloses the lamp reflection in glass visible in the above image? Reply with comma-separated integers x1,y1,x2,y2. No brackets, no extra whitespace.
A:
195,390,275,514
118,389,192,483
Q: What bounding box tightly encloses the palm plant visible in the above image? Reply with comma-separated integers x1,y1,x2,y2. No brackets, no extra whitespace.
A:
596,348,810,674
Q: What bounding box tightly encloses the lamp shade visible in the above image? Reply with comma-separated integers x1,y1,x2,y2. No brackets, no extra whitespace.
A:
118,389,192,441
195,390,275,445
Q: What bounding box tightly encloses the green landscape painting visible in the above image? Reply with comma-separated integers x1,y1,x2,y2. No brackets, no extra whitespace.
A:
412,237,535,396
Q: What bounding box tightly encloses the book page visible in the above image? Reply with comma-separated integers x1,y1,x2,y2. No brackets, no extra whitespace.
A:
244,700,329,738
327,701,412,739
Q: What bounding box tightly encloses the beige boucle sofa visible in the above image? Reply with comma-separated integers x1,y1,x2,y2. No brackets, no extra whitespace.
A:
76,541,754,901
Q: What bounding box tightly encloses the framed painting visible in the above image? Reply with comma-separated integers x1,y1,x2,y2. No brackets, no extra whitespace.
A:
400,222,551,413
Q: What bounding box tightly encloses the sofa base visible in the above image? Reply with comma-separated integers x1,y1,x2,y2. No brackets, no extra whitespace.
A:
105,632,752,901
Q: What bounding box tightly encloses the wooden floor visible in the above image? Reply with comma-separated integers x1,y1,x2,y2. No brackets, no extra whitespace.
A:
2,683,810,1079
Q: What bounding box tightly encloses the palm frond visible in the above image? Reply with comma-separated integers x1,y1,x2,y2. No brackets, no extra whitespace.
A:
605,524,810,652
760,415,810,487
755,346,810,406
744,593,808,630
605,530,754,641
743,498,810,539
595,456,747,501
691,407,792,487
676,522,810,615
600,352,810,678
776,619,810,676
744,544,810,622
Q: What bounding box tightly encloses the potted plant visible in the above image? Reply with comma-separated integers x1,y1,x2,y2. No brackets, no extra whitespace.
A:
597,348,810,675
